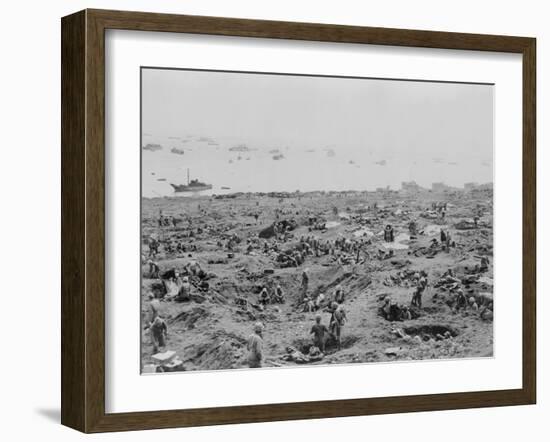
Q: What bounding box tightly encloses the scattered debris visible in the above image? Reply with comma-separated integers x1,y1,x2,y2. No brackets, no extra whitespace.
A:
142,184,494,371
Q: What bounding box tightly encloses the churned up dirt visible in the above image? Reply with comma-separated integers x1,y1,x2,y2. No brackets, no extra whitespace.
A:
140,188,493,373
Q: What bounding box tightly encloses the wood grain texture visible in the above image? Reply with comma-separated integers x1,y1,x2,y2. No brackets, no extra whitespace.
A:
85,10,107,433
61,10,86,431
61,9,537,433
522,38,536,403
89,8,533,52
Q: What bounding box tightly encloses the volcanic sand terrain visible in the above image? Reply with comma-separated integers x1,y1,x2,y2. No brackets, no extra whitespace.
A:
141,190,493,372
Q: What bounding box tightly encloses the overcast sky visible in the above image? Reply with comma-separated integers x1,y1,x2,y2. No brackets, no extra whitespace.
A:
141,68,493,195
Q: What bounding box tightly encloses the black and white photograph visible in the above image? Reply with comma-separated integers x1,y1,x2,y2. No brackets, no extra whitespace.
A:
2,0,543,438
140,67,494,373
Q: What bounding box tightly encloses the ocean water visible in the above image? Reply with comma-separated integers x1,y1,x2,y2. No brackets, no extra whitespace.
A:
142,136,493,198
141,69,494,198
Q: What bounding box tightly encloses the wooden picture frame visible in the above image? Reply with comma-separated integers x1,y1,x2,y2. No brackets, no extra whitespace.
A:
61,9,536,433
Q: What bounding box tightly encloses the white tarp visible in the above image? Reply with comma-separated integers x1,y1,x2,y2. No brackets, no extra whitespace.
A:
151,350,176,364
382,242,409,250
423,224,448,236
394,233,410,243
163,279,181,298
380,232,410,250
353,228,374,238
325,221,341,229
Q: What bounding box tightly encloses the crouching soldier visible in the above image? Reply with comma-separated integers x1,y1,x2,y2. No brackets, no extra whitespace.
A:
334,285,345,304
174,276,191,302
454,289,467,312
147,260,160,279
258,287,269,306
400,305,412,321
480,302,494,321
388,300,401,322
272,284,285,304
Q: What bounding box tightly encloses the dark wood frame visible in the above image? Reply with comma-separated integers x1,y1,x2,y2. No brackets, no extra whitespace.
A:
61,8,536,433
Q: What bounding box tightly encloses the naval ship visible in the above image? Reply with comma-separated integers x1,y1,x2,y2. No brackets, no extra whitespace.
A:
170,169,212,192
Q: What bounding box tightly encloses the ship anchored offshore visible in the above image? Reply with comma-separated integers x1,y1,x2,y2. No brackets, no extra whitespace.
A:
170,168,213,193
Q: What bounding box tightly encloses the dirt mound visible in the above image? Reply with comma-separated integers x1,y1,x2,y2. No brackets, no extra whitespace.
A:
183,330,247,370
170,306,210,329
311,269,353,295
142,190,494,372
345,274,373,295
213,279,251,299
259,219,298,239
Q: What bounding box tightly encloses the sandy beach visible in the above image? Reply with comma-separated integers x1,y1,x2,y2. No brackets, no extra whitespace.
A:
140,186,493,372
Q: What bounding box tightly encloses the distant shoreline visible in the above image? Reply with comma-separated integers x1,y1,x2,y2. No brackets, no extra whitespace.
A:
141,184,493,200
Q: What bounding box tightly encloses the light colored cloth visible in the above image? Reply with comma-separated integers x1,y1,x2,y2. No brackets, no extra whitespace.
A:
315,293,325,307
334,305,346,325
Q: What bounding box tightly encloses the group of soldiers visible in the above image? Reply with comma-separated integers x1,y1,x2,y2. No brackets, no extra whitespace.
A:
146,235,199,260
157,212,179,228
379,296,414,322
247,285,349,368
144,262,208,353
431,201,448,220
147,259,205,281
301,282,345,312
144,199,494,370
271,233,370,268
439,228,456,252
258,284,285,305
378,271,427,321
379,256,493,324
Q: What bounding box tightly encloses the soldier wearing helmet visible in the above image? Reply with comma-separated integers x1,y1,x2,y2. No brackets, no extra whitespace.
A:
247,322,264,368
